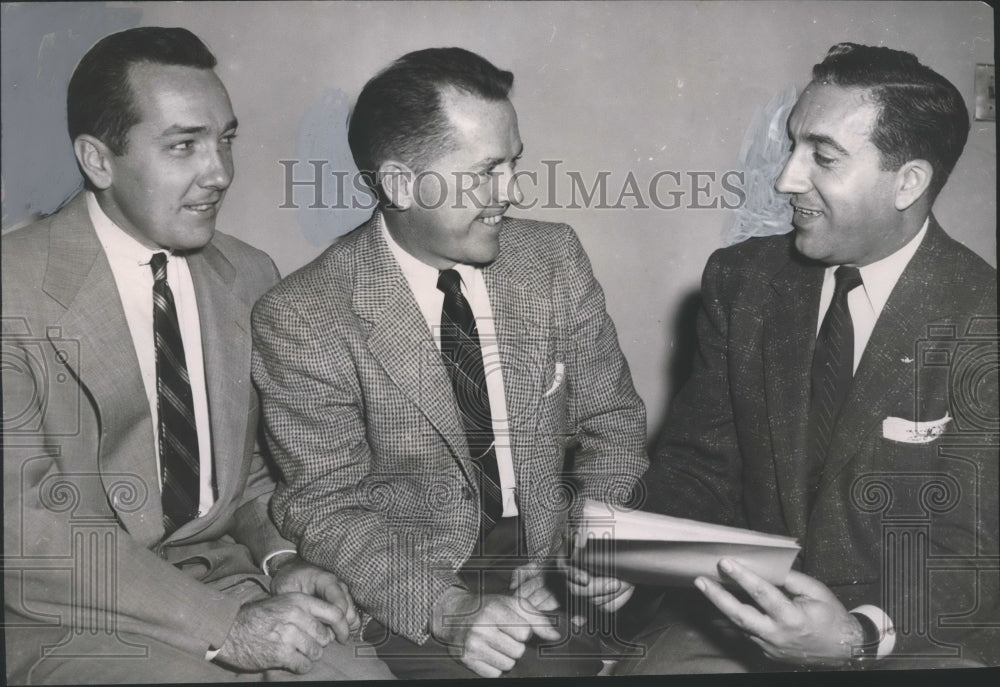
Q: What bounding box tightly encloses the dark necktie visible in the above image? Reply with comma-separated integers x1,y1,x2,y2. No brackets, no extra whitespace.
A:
437,269,504,531
151,252,200,535
806,265,863,505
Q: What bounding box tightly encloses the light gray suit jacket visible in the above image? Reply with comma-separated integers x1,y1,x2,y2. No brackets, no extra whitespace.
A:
252,215,648,643
3,193,291,675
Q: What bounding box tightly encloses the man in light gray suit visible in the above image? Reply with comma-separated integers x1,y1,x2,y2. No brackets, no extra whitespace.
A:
2,26,392,684
252,47,648,679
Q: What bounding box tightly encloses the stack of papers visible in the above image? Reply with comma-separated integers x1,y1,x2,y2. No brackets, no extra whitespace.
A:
572,499,800,586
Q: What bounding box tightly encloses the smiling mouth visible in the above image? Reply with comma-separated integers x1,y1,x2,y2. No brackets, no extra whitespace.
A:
478,206,508,226
184,200,220,214
792,205,822,218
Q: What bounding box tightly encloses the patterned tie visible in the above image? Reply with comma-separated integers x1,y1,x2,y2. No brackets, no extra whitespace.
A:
806,265,863,505
437,269,504,532
151,252,200,535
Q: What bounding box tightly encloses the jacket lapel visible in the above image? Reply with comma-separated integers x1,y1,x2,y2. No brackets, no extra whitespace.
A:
483,226,549,479
185,243,247,531
819,219,957,486
762,251,825,538
352,217,468,461
42,194,165,547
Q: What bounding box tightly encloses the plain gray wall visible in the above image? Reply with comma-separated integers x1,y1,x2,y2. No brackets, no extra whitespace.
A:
2,1,995,435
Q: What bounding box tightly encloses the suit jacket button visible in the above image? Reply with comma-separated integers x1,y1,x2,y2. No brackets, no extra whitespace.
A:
461,487,473,501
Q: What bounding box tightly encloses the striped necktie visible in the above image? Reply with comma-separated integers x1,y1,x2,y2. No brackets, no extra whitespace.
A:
806,265,863,507
150,252,200,535
437,268,504,532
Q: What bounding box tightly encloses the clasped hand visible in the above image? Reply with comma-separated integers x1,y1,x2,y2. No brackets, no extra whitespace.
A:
695,558,864,667
215,555,359,674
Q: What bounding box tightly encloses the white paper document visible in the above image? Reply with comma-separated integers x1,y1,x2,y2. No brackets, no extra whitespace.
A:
573,499,801,586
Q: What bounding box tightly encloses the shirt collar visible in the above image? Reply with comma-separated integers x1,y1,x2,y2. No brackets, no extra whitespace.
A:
87,190,172,268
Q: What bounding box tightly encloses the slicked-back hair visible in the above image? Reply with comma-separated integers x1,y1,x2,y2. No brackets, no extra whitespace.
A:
811,42,969,202
348,47,514,204
67,26,217,156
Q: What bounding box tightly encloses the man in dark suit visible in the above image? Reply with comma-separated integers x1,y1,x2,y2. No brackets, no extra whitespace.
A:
252,47,648,678
623,43,997,672
2,27,392,683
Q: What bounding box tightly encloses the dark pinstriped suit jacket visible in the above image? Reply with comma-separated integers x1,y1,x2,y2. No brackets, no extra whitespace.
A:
643,217,998,663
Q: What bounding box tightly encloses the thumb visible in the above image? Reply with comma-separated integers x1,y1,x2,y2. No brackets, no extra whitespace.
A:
518,600,561,642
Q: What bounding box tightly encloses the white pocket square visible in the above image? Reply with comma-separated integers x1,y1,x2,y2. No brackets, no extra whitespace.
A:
882,413,951,444
543,362,565,397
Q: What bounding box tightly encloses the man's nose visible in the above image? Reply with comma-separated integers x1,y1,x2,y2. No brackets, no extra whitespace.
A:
495,165,522,206
774,150,809,195
200,145,233,190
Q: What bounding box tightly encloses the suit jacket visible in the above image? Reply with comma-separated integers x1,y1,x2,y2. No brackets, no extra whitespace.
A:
252,214,648,644
2,193,292,674
643,217,998,663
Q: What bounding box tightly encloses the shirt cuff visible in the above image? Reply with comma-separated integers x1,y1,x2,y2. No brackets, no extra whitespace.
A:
261,549,297,576
205,647,222,661
850,604,896,659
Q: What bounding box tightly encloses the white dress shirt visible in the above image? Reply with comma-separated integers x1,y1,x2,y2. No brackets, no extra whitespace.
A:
88,191,215,517
816,218,928,372
380,213,519,517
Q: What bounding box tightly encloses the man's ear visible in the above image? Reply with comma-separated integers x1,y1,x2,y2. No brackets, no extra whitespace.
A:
894,159,932,211
73,135,115,190
378,160,414,210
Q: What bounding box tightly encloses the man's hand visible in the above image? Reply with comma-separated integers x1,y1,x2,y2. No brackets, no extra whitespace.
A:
509,563,560,612
696,558,865,667
430,587,561,678
215,593,345,674
561,533,635,612
269,554,359,642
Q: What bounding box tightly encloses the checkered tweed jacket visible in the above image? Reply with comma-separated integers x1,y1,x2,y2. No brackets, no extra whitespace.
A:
642,217,998,663
252,215,647,643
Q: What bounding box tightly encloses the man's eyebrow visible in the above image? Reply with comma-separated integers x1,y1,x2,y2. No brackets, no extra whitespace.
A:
159,118,239,137
473,143,525,169
804,133,848,156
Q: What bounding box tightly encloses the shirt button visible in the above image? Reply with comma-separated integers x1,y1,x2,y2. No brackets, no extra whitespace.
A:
461,487,473,501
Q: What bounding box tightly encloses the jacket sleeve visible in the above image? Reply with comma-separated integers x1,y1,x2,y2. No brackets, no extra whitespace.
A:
555,226,648,505
640,248,746,525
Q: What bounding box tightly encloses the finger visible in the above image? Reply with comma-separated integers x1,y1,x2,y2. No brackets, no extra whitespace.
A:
573,574,622,598
597,582,635,612
463,658,503,679
284,624,324,662
282,650,313,675
510,563,544,591
527,587,560,612
513,572,547,598
695,576,772,638
717,559,794,621
563,563,591,587
480,628,527,663
299,597,350,644
516,603,561,642
337,580,360,629
781,570,835,602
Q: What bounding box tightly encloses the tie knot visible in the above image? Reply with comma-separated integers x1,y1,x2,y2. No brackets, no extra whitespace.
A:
437,268,463,295
833,265,862,296
150,252,168,282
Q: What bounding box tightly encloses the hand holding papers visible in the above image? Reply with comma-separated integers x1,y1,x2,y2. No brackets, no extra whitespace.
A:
572,499,800,587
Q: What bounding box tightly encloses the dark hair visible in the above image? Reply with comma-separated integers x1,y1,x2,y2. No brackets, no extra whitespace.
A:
347,47,514,203
67,26,217,155
812,42,969,202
